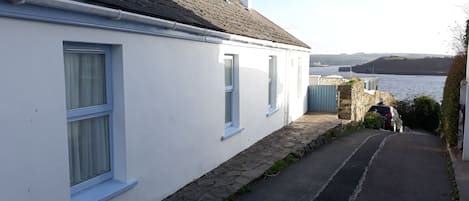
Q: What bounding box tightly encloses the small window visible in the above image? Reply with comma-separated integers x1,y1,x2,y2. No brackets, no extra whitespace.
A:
268,56,277,112
224,55,235,127
223,54,242,139
64,44,113,194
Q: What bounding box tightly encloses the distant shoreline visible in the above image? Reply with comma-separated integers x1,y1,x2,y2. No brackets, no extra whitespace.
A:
351,57,451,77
311,66,448,76
351,71,447,76
310,54,452,77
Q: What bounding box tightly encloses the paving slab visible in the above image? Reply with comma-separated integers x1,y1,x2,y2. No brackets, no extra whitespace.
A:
164,113,344,201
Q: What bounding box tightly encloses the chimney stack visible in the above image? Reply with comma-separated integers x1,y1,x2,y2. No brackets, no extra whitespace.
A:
240,0,252,10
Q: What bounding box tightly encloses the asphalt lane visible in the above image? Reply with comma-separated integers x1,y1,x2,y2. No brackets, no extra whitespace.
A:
314,133,387,201
355,132,452,201
238,129,383,201
238,130,452,201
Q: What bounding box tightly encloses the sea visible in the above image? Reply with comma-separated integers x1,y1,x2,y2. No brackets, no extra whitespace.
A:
309,66,447,102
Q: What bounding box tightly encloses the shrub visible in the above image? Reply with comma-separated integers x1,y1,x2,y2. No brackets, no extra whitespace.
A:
363,112,384,129
414,96,441,132
442,54,466,146
395,99,416,128
441,18,468,146
345,77,361,85
396,96,441,132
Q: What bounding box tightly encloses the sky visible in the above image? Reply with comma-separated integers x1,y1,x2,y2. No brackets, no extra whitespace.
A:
253,0,468,55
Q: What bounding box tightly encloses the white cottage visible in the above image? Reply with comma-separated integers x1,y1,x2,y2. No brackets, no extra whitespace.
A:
0,0,311,200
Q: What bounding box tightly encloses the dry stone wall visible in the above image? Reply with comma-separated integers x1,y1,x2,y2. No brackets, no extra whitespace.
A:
309,75,347,86
338,80,395,121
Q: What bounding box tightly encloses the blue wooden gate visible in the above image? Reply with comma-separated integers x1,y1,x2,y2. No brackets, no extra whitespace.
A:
308,85,337,113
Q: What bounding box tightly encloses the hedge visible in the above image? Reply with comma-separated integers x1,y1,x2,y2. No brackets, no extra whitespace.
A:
442,54,466,146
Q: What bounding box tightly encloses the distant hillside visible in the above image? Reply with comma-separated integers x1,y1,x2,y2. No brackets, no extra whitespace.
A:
310,53,451,67
352,56,453,75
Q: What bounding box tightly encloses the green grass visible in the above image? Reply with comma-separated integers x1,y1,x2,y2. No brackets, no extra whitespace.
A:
264,154,299,176
223,185,251,201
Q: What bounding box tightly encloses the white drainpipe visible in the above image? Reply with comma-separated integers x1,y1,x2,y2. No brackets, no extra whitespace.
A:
8,0,310,53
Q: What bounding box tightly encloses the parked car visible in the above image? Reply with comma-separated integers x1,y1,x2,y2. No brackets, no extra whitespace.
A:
368,104,404,132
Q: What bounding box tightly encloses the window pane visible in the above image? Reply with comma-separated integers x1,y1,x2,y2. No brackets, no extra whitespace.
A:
297,58,302,97
268,81,272,106
65,53,106,109
225,92,232,124
225,58,233,87
268,56,273,106
68,115,110,186
269,56,274,80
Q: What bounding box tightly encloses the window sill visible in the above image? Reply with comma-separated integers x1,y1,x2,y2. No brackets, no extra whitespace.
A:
71,179,137,201
221,127,244,141
266,107,279,117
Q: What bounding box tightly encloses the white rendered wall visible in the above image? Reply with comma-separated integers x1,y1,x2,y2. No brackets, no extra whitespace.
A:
0,17,309,201
464,50,469,161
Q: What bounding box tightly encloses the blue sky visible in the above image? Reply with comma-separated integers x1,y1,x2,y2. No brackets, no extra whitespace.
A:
253,0,468,55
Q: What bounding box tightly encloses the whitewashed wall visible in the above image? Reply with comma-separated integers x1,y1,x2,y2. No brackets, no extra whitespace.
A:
464,49,469,161
0,17,309,201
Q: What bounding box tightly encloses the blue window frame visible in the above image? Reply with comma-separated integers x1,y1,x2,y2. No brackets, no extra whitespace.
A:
63,43,114,195
222,54,243,140
268,56,277,109
224,54,235,128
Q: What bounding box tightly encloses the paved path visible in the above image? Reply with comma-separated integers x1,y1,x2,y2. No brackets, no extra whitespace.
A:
356,132,452,201
165,113,344,201
239,129,382,201
239,130,452,201
315,133,386,201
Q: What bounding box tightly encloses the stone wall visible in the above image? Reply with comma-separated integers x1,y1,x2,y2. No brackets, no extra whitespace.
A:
309,75,347,86
338,85,352,120
338,80,395,121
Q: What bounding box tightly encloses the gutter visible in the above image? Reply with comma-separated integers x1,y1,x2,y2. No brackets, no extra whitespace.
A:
8,0,310,52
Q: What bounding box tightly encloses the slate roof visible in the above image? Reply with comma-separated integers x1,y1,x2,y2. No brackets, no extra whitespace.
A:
84,0,310,48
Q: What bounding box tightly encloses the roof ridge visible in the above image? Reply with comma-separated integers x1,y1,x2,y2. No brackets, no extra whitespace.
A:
84,0,310,48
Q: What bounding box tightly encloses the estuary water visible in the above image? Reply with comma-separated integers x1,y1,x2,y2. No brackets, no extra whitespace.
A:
309,66,447,101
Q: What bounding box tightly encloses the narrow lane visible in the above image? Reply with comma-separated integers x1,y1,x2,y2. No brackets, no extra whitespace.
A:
238,130,452,201
355,133,452,201
313,133,387,201
238,130,383,201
